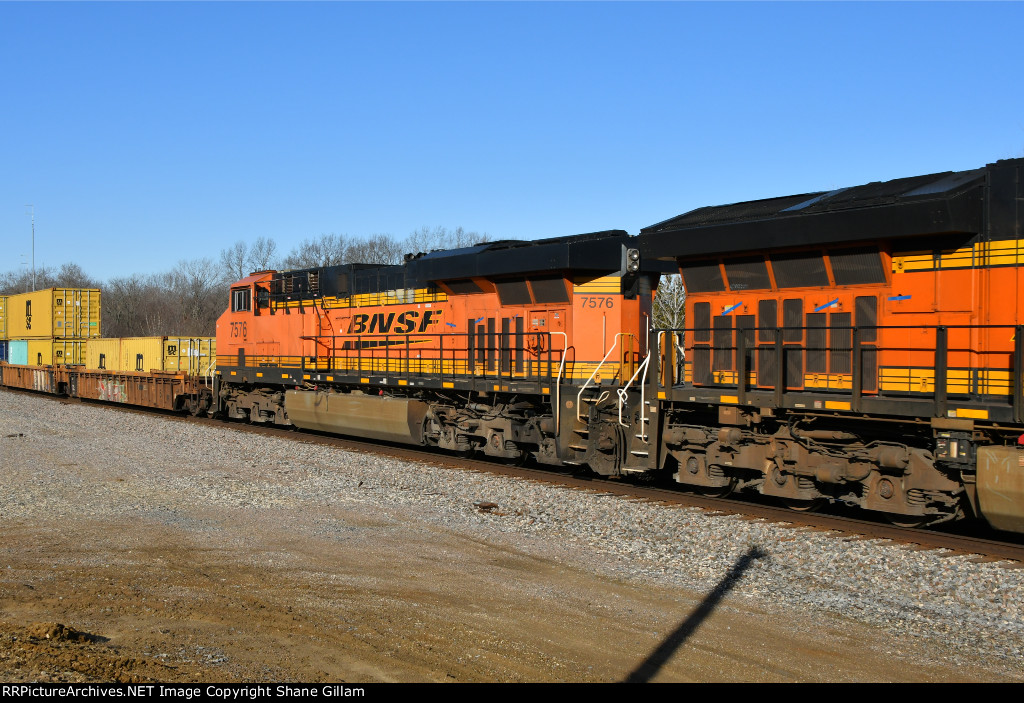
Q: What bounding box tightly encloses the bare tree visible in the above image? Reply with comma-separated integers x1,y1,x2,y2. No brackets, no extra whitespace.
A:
0,262,99,293
403,226,489,257
219,241,250,282
0,265,57,294
449,226,490,248
273,228,489,271
54,262,99,289
652,274,686,330
219,237,280,281
247,236,278,271
347,233,404,265
171,258,224,336
102,274,148,337
652,274,686,383
282,233,348,269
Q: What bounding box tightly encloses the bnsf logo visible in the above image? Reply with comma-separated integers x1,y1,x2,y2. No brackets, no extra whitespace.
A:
348,310,441,334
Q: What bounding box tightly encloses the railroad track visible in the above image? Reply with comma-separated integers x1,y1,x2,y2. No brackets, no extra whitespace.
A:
9,386,1024,565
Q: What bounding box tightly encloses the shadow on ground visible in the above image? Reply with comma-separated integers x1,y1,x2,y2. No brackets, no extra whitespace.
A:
623,545,767,683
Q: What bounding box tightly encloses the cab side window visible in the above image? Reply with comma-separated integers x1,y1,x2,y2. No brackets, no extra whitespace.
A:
231,288,251,312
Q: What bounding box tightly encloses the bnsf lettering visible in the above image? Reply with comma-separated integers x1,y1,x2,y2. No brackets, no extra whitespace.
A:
369,312,395,334
395,310,417,334
349,309,440,334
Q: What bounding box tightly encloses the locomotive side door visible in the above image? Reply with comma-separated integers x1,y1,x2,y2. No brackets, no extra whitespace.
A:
527,309,565,377
528,310,550,356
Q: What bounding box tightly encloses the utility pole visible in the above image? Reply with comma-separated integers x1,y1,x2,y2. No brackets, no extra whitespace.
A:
25,204,35,291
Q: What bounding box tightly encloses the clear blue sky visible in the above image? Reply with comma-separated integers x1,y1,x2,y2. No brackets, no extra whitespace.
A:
2,1,1022,281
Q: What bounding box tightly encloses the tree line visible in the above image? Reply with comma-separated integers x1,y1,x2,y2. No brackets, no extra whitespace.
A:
0,227,490,337
1,226,686,339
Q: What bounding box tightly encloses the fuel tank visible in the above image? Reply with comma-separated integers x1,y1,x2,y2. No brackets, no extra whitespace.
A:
284,390,428,445
977,446,1024,533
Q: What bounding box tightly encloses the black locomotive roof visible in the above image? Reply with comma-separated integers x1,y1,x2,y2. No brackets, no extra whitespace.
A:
268,229,653,301
639,158,1023,260
406,229,637,281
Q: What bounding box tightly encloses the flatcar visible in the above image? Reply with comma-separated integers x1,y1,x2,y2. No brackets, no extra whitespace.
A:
213,231,665,466
632,157,1024,532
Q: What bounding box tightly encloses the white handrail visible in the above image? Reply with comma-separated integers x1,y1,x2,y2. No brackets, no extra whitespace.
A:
617,354,650,428
576,333,632,422
550,332,568,435
617,330,661,441
617,358,648,423
639,351,650,441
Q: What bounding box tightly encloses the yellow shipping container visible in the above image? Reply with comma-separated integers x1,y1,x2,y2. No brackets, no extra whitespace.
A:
86,338,122,371
118,337,217,375
23,338,87,366
121,337,165,372
164,337,217,375
0,296,7,340
6,288,101,339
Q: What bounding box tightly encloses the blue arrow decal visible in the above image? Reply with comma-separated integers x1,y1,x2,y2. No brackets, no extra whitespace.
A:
814,298,839,312
721,302,742,315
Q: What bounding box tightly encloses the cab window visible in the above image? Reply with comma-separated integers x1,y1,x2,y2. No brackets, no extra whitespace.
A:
231,288,251,312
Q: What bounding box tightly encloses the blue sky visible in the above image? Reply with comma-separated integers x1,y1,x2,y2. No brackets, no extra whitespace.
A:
2,1,1022,281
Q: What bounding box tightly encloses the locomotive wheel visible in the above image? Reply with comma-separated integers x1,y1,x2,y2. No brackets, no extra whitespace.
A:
781,498,826,512
504,450,529,467
696,480,736,498
886,514,936,529
585,422,625,476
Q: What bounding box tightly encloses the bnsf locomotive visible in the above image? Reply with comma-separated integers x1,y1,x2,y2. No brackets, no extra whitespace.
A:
635,157,1024,532
214,231,662,467
3,158,1024,534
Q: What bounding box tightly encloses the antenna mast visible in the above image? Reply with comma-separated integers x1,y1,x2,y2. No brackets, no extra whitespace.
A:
25,204,35,291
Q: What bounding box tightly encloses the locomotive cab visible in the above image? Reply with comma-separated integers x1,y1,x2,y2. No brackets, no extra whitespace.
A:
219,272,276,370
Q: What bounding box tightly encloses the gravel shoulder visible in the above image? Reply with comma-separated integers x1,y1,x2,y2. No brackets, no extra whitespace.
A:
1,389,1022,682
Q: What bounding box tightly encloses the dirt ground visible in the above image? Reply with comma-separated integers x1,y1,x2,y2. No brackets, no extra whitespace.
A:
0,392,1019,683
0,501,1016,683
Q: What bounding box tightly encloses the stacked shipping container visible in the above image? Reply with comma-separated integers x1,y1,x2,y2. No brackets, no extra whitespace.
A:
6,288,101,338
1,288,216,376
2,288,101,365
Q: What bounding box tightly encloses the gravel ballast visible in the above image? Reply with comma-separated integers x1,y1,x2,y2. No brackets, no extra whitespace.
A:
1,388,1022,682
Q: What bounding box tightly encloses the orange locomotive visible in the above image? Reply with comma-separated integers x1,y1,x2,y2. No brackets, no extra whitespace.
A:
636,158,1024,531
214,231,660,466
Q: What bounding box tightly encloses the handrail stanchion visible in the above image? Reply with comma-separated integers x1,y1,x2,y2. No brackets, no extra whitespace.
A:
935,326,948,417
774,331,783,408
549,332,568,436
851,327,862,413
736,326,747,406
1016,325,1024,424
